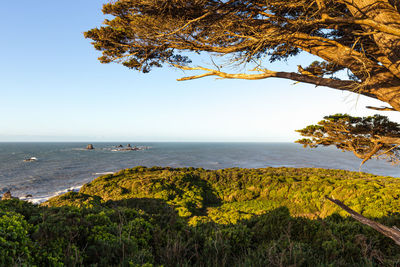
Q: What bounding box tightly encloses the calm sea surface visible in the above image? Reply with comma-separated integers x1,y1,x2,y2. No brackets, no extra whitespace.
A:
0,142,399,203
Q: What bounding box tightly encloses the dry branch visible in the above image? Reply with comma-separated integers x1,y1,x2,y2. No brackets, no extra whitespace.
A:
174,64,360,93
366,106,397,111
325,196,400,246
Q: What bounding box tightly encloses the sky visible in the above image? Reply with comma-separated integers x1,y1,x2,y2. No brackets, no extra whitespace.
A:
1,0,400,142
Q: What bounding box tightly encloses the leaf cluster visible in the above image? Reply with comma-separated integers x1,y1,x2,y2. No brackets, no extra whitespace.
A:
85,0,398,79
84,1,348,71
296,114,400,165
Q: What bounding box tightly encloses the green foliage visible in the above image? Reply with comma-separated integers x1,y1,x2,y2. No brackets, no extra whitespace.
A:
76,166,400,221
44,192,103,208
1,166,400,266
83,0,399,86
0,211,33,266
296,114,400,166
80,167,221,217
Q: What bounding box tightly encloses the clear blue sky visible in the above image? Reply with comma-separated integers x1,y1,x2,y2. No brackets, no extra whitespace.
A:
1,0,399,142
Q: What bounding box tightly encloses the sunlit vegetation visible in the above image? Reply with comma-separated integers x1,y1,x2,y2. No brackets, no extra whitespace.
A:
69,166,400,220
2,166,400,266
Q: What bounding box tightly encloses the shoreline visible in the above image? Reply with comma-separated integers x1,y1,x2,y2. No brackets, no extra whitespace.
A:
19,184,84,204
2,142,400,204
7,171,116,204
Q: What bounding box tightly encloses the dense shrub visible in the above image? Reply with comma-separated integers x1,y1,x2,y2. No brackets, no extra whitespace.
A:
1,167,400,266
75,166,400,222
0,211,33,265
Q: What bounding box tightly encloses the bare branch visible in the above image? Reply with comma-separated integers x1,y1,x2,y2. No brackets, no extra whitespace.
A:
156,12,212,38
366,106,397,111
174,64,361,93
325,196,400,246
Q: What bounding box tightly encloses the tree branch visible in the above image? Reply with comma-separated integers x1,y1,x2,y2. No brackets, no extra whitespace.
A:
359,142,383,166
340,0,400,78
173,64,370,96
366,106,397,111
156,12,212,38
289,31,381,75
325,196,400,246
161,22,381,78
375,136,400,144
301,16,400,38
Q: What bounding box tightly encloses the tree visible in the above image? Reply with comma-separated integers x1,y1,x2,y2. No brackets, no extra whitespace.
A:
296,114,400,167
85,0,400,111
85,0,400,244
296,114,400,246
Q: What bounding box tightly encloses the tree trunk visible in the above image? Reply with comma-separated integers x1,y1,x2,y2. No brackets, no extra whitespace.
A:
368,73,400,111
345,0,400,78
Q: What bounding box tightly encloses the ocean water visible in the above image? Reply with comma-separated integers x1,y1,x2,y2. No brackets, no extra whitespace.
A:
0,142,399,203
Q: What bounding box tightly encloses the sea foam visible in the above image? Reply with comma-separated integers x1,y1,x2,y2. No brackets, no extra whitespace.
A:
21,185,83,204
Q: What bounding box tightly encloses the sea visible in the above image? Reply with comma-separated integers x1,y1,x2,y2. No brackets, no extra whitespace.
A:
0,142,399,204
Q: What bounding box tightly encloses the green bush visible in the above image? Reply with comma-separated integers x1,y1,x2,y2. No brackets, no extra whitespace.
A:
1,166,400,266
0,211,33,266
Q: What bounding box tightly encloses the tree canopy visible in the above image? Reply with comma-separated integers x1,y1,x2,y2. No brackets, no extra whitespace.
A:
83,2,400,244
85,0,400,111
296,114,400,166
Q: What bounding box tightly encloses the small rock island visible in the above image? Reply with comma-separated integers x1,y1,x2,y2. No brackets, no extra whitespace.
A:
2,190,12,200
111,144,149,151
1,190,18,200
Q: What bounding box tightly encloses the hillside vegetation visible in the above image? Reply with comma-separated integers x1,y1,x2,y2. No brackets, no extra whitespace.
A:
2,166,400,266
49,166,400,222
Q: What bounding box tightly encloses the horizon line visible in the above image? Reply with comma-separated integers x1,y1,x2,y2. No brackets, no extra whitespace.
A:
0,140,295,143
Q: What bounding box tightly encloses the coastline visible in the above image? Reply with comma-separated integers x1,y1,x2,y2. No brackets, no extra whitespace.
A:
3,165,400,265
19,184,84,204
21,165,400,206
1,142,400,205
